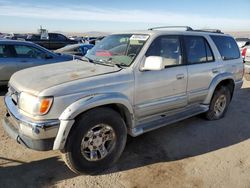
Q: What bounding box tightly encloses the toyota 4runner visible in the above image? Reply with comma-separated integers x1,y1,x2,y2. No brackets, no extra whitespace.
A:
2,26,244,174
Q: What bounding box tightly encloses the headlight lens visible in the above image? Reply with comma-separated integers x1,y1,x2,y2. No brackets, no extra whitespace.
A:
19,92,53,115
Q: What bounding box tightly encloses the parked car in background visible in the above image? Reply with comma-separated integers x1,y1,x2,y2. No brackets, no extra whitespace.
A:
55,43,94,56
243,46,250,80
86,36,105,45
236,38,250,52
0,40,73,85
26,33,78,50
3,33,27,40
236,38,250,47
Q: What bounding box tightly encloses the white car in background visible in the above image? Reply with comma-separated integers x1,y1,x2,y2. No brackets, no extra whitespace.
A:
243,46,250,80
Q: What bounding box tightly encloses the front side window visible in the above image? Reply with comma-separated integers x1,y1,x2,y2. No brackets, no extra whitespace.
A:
211,35,240,60
14,45,45,59
184,36,214,64
85,34,149,66
146,36,182,67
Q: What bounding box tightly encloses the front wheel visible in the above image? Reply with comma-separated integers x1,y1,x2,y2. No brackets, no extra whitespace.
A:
62,107,127,174
205,86,231,120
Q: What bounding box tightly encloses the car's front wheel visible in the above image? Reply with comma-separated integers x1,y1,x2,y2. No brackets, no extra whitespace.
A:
62,107,127,174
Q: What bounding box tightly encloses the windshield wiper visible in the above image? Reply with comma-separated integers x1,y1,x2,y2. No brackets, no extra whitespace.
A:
101,58,126,69
80,56,93,63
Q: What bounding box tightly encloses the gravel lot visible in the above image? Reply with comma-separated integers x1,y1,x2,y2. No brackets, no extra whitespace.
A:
0,80,250,188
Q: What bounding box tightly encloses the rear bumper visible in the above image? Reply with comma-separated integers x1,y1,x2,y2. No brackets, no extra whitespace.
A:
2,95,60,151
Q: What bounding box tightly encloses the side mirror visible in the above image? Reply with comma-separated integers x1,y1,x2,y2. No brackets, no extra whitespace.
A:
141,56,164,71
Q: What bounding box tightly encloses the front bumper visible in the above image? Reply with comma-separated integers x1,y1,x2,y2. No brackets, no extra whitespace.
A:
2,95,60,151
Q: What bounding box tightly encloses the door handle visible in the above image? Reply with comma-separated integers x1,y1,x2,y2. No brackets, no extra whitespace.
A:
212,68,219,74
176,74,185,80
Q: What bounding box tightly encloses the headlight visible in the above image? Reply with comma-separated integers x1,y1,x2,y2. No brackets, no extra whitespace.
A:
19,92,53,115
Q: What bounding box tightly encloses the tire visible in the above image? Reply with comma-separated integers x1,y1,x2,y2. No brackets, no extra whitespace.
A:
205,86,231,120
245,73,250,81
62,107,127,174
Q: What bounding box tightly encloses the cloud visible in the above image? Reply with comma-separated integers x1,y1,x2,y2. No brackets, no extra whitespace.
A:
0,1,249,30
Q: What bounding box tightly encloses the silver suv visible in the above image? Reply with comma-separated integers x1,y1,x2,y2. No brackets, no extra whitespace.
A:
2,26,243,174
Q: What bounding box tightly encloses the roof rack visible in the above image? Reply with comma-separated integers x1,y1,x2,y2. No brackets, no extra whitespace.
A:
148,26,223,34
148,26,193,31
193,29,224,34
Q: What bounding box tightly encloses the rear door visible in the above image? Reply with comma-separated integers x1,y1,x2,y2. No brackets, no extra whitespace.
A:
184,35,220,104
0,44,19,82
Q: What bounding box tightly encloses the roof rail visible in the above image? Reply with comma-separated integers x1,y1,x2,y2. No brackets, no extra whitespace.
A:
193,29,224,34
148,26,193,31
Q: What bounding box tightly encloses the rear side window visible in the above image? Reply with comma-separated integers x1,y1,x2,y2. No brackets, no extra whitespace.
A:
184,36,214,64
211,35,240,60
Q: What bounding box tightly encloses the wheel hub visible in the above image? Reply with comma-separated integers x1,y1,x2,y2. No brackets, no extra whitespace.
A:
81,124,116,161
214,94,227,117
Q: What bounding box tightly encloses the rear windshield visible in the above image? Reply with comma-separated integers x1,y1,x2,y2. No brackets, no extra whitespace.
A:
211,35,240,60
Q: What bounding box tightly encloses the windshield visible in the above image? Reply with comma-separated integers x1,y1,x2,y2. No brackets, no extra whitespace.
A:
85,34,149,67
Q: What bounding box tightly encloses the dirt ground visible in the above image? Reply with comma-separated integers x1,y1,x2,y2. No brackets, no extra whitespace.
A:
0,80,250,188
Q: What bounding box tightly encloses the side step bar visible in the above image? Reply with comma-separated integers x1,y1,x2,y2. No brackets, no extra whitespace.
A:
129,105,209,137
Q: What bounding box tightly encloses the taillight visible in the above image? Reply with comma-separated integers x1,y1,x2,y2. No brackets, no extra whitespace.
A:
242,48,247,58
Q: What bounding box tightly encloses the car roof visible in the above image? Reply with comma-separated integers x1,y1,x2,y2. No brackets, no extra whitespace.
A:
0,39,36,45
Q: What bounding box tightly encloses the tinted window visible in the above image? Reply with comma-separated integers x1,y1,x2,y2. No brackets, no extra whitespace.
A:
0,45,15,58
146,36,182,67
184,36,214,64
14,45,45,59
57,34,67,41
211,35,240,60
0,45,3,57
50,34,67,41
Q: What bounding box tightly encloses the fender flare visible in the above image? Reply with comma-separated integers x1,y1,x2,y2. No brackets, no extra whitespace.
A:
59,93,133,120
203,72,235,104
53,93,133,150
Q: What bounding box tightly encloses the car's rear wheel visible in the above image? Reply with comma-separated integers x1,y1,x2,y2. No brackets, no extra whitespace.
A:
205,86,231,120
62,107,127,174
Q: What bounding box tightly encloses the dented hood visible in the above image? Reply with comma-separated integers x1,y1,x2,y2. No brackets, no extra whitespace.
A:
9,60,121,95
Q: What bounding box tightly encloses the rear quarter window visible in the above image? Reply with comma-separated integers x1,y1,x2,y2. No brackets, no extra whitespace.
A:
211,35,240,60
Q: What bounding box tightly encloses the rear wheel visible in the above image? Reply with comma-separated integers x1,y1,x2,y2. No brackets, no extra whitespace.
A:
62,107,127,174
205,86,231,120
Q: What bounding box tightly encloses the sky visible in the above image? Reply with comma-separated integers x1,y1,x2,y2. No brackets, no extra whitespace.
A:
0,0,250,33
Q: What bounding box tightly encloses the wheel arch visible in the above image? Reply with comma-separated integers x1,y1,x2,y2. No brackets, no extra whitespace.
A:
203,73,235,104
53,93,134,150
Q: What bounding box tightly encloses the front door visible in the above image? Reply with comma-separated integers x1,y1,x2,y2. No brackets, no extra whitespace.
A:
134,35,188,119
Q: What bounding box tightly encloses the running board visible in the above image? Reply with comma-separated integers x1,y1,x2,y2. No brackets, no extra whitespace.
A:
129,105,209,137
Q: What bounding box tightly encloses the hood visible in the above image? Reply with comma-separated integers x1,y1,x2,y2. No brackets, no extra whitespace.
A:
9,60,121,95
